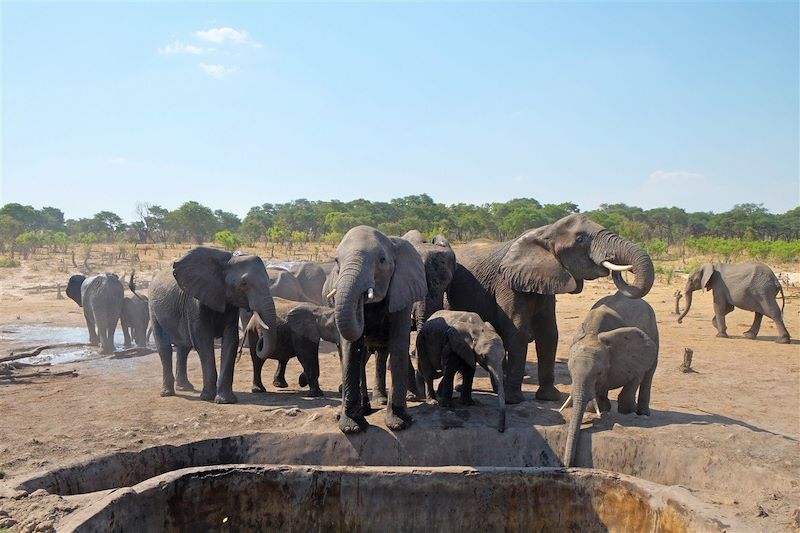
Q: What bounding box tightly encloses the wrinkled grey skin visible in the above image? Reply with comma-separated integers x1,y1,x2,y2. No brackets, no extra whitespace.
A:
371,230,457,406
447,214,654,405
267,267,327,306
66,273,124,354
564,292,659,467
120,272,150,347
677,262,789,343
149,247,277,403
287,261,334,305
241,297,338,397
416,310,506,432
323,226,427,433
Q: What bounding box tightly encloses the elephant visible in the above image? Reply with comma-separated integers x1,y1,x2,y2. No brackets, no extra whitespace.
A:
563,292,659,467
416,310,506,432
287,261,334,305
241,297,338,397
446,213,655,405
371,230,457,406
66,273,124,354
149,247,277,403
323,225,427,433
677,262,789,343
267,267,327,305
120,271,150,348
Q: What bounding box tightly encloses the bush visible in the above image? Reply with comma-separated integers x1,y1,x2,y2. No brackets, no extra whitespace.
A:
0,257,20,268
215,230,241,252
644,239,668,259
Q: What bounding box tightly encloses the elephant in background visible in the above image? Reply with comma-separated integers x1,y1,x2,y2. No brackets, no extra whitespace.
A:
242,297,338,397
323,225,427,433
446,213,655,404
120,271,150,347
149,247,277,403
416,310,506,432
66,273,124,354
267,267,327,305
288,261,334,304
563,292,659,467
371,230,457,405
677,262,789,343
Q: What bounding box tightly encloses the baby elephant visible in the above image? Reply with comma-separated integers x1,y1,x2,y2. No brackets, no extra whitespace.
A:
563,292,659,467
120,272,150,348
416,310,506,432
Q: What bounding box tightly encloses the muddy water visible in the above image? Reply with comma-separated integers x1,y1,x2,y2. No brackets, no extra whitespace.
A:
0,324,126,364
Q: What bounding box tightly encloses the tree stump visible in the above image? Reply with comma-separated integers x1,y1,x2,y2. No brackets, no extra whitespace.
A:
679,348,695,373
673,290,683,315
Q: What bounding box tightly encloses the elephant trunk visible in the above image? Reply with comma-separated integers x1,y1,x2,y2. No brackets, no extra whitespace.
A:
591,231,654,299
249,294,277,359
677,287,693,323
334,262,368,342
564,386,591,468
487,362,506,433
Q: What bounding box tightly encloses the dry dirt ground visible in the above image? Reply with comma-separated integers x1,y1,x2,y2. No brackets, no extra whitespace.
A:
0,247,798,531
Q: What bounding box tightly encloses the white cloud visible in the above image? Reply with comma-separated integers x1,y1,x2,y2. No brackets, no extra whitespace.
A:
647,170,707,186
158,40,208,55
199,63,238,80
196,27,261,47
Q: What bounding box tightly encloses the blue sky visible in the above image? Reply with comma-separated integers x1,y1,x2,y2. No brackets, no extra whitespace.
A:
2,2,798,221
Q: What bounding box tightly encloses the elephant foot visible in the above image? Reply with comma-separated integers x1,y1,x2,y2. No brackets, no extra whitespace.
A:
306,388,324,398
438,398,453,408
715,332,729,338
214,391,238,404
742,330,757,340
272,378,289,389
371,392,388,406
251,384,267,393
200,388,216,402
459,396,477,406
505,389,526,404
636,406,651,416
406,390,421,402
535,385,561,401
385,408,412,431
338,413,368,433
617,403,636,415
298,373,308,387
425,398,439,406
597,397,612,413
776,335,791,344
175,379,195,392
160,387,175,397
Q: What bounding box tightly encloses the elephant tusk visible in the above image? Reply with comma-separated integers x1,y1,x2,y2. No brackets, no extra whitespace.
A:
254,312,270,331
601,260,633,272
326,288,337,299
558,394,572,413
593,399,602,417
367,287,374,300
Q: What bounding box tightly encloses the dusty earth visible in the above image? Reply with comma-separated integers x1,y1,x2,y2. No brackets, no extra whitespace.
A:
0,247,798,531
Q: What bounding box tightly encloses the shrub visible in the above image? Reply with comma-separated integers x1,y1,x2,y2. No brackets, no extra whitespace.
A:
0,257,20,268
644,239,668,259
215,230,242,252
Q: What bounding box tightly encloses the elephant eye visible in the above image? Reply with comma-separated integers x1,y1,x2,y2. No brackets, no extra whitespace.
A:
379,256,386,264
576,235,586,244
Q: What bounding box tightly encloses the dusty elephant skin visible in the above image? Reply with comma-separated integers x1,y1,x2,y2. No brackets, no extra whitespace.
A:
66,272,125,354
148,247,277,404
677,262,790,343
446,213,655,405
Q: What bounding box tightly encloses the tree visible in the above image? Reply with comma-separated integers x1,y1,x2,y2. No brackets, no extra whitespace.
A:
169,201,218,244
214,210,242,233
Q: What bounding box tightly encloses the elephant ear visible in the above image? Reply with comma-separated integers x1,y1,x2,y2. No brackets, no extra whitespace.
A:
700,264,716,291
447,326,476,368
598,327,657,389
172,247,232,313
388,237,428,313
66,275,86,307
499,231,577,294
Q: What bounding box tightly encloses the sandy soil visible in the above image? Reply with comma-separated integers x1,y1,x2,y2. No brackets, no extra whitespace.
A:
0,247,798,531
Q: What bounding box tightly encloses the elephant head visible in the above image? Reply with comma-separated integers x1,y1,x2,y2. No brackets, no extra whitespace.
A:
324,226,427,342
66,274,86,306
402,231,457,331
499,214,654,298
564,326,657,467
172,247,277,336
676,264,715,323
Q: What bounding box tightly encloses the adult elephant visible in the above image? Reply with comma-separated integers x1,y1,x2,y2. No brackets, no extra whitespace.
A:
288,261,334,305
371,230,456,405
149,247,277,403
66,273,124,354
323,226,427,433
267,267,325,305
677,262,789,343
446,213,655,404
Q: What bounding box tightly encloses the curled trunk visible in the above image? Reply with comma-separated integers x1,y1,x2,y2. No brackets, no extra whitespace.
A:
249,295,277,359
564,389,590,468
591,231,655,299
677,289,693,323
334,265,367,342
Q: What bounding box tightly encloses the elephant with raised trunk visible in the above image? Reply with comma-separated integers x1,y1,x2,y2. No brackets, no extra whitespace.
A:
562,292,659,467
323,226,427,433
66,273,124,354
149,248,277,403
446,213,655,405
677,262,789,343
120,271,150,348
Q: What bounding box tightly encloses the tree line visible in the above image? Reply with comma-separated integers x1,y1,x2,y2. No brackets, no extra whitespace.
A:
1,196,798,261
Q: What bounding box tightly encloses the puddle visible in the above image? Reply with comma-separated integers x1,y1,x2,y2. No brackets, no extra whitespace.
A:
0,324,126,365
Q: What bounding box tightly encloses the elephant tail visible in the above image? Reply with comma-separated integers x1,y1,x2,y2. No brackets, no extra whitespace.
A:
778,279,785,315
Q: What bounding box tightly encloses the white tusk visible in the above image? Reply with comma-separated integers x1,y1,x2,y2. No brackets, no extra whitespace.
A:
367,287,374,300
593,399,602,417
601,260,633,272
254,312,270,331
326,288,337,299
558,394,573,413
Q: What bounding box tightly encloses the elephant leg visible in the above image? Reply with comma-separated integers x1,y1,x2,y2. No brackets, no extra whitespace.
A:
99,320,115,355
272,359,289,388
532,305,560,402
636,367,655,416
459,363,476,406
406,355,422,400
174,345,195,391
153,321,175,397
712,301,733,338
617,382,638,414
192,334,217,402
743,313,763,339
298,340,324,397
84,308,99,346
596,388,612,413
121,316,132,347
416,342,439,405
386,309,413,430
360,353,372,414
763,301,791,343
503,336,528,404
371,347,389,406
338,337,369,433
215,315,239,404
438,351,459,408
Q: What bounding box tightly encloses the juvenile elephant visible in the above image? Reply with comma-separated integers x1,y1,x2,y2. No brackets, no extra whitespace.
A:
120,272,150,347
149,247,277,403
371,230,457,406
323,225,427,433
66,273,124,354
446,214,655,405
677,262,789,343
242,297,338,397
562,292,659,467
416,310,506,432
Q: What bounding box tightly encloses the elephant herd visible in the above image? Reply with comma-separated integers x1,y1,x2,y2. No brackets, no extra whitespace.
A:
64,214,792,466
